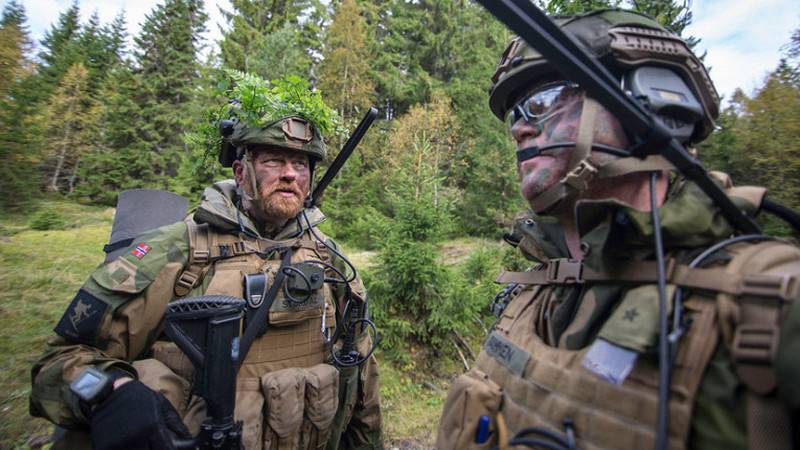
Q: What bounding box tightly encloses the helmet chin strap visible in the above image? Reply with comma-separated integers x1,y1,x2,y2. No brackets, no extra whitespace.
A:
529,94,600,214
525,96,675,215
243,150,261,202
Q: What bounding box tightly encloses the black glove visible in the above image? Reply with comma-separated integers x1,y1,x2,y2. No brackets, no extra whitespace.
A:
89,379,192,450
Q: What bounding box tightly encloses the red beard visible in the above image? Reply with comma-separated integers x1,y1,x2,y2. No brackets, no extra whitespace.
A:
258,182,306,222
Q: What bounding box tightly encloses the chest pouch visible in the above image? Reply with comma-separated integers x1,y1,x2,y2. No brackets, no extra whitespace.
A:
285,262,325,299
270,261,328,327
244,272,271,337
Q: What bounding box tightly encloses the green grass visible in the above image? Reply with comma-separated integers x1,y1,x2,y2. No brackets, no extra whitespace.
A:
379,362,445,449
0,199,489,449
0,200,112,448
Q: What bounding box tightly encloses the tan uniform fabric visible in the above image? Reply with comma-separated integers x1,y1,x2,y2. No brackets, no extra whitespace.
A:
30,181,381,450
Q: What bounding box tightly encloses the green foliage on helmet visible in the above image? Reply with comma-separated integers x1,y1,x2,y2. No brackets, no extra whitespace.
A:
224,70,342,136
489,8,720,143
189,70,344,168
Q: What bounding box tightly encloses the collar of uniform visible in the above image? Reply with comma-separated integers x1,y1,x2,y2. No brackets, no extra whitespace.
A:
517,178,752,272
574,178,747,271
193,179,327,239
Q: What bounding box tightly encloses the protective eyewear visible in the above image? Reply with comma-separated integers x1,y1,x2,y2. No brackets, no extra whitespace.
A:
505,81,582,133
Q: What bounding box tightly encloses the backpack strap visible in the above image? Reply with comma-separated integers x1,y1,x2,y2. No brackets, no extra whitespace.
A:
174,220,210,297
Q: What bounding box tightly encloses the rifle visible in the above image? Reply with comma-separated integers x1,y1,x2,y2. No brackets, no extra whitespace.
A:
164,295,246,450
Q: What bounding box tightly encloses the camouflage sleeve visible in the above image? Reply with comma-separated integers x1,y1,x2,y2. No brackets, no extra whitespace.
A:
29,221,190,427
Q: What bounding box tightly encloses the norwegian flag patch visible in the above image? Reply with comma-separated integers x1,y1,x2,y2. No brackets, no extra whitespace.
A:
131,243,151,259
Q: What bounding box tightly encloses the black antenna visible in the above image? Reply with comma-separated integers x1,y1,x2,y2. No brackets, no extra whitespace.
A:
307,107,379,207
476,0,760,235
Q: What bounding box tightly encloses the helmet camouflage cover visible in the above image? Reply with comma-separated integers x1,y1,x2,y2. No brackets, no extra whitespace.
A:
489,9,720,143
219,116,326,167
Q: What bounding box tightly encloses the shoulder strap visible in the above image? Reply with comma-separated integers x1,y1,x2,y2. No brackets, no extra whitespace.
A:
495,258,798,301
174,220,210,297
719,241,796,450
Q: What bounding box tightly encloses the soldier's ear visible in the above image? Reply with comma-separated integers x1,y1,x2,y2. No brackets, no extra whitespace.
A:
232,159,246,185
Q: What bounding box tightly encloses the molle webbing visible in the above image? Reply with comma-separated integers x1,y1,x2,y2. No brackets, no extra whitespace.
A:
480,288,718,450
496,258,798,301
174,220,303,297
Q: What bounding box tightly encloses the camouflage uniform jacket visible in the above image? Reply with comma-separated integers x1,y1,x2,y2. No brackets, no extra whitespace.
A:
30,180,382,450
437,177,800,450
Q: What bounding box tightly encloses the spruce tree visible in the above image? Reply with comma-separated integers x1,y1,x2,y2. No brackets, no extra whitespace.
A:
219,0,319,79
134,0,208,188
37,1,82,98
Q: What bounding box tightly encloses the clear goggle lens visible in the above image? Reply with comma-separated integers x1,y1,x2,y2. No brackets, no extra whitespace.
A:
505,81,582,132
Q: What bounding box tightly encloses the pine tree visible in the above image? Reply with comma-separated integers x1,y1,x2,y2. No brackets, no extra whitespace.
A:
40,63,101,194
318,0,374,122
732,62,800,234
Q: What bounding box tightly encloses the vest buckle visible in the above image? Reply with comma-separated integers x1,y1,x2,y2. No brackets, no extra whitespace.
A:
175,270,200,295
731,324,778,365
547,258,583,284
193,249,210,265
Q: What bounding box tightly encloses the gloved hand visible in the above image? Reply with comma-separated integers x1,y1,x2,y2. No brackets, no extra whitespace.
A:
89,379,192,450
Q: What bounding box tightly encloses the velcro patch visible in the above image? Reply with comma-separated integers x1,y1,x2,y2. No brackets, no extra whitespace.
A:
131,242,151,259
484,331,530,376
54,289,108,345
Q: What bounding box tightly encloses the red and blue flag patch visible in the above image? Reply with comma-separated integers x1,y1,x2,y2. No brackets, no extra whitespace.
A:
131,243,151,259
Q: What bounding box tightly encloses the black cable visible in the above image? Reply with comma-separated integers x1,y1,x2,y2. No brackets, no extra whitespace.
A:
329,318,379,367
650,171,670,450
506,438,566,450
762,197,800,232
669,234,773,358
514,427,573,448
302,210,358,282
516,142,628,163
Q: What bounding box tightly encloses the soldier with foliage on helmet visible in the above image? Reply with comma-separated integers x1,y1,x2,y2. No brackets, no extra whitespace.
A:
29,72,382,450
437,9,800,450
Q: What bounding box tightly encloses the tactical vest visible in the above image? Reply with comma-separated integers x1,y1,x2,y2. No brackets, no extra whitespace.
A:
437,240,799,450
153,219,353,450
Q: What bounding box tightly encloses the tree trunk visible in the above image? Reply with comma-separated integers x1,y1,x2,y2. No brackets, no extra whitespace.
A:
68,157,80,193
49,125,72,193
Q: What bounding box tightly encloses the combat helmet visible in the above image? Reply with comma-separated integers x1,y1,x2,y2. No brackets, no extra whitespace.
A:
490,8,719,144
218,115,326,168
491,9,720,214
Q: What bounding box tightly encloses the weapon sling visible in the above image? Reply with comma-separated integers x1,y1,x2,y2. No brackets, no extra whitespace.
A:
237,248,294,370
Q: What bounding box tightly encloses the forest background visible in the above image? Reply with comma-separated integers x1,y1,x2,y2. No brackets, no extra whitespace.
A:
0,0,798,448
